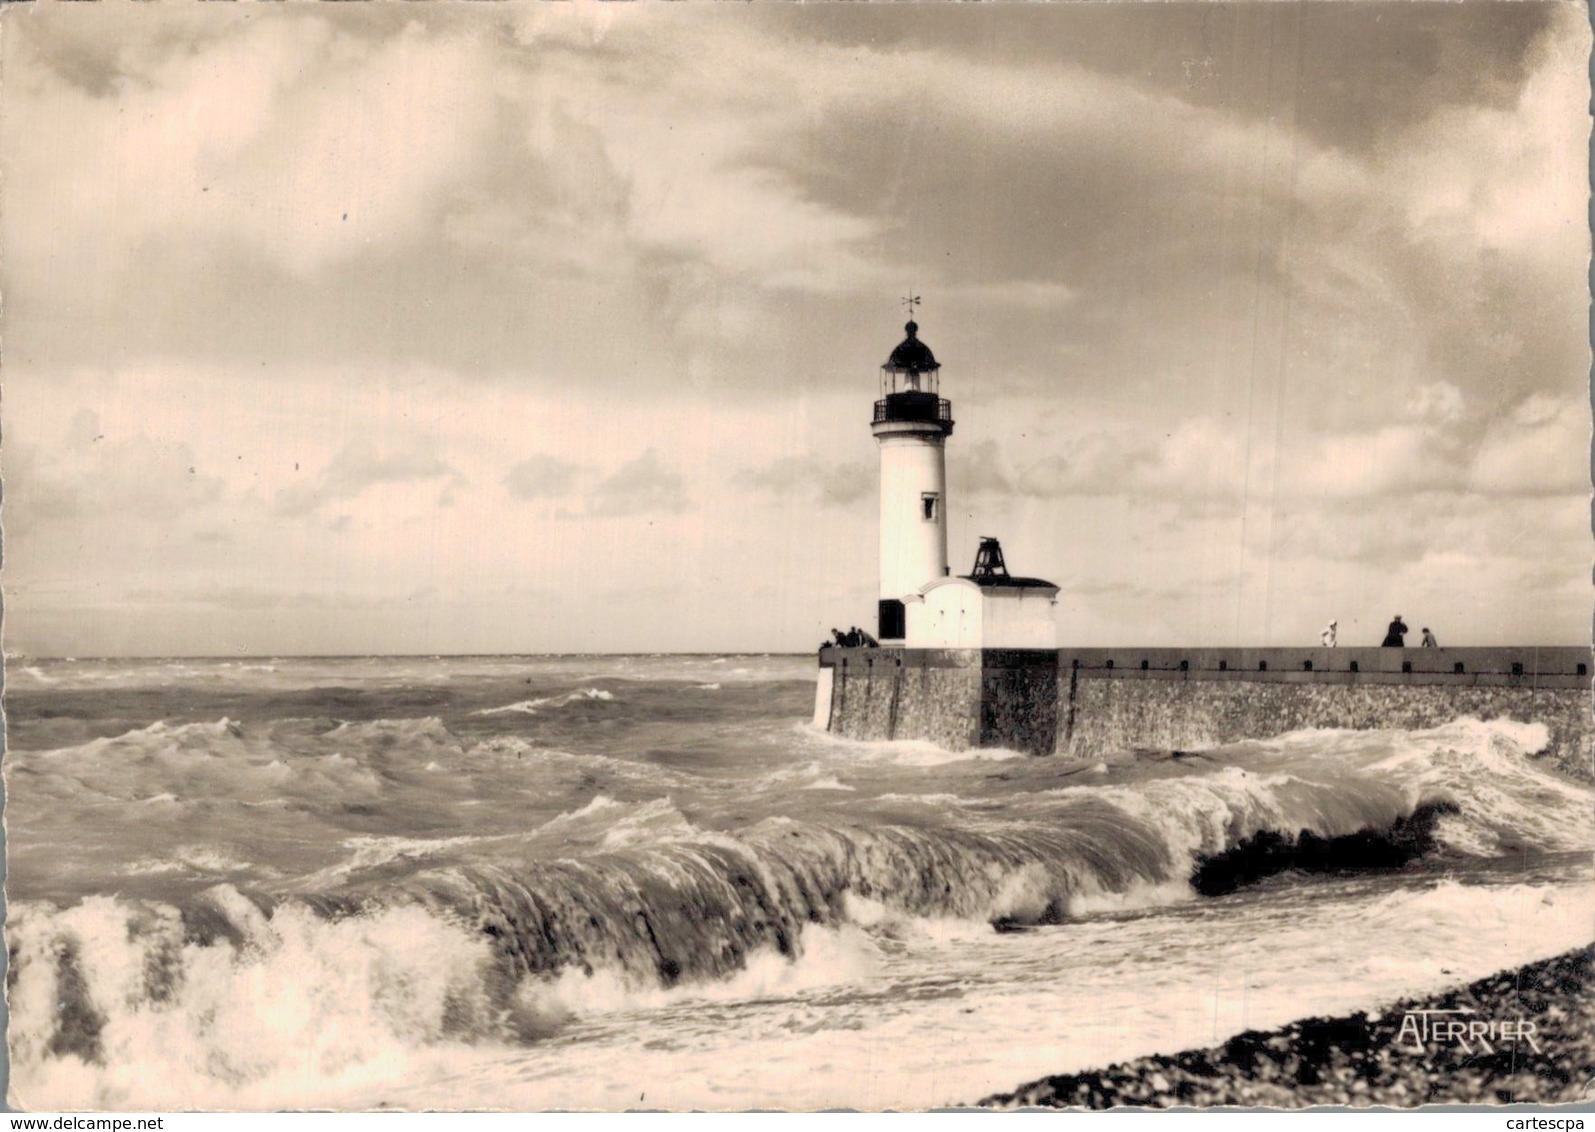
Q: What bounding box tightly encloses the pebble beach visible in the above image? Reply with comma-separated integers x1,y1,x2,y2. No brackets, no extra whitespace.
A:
982,945,1594,1109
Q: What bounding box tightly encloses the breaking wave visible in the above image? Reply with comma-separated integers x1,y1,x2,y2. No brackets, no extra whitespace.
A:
473,689,615,716
9,715,1590,1107
800,724,1029,767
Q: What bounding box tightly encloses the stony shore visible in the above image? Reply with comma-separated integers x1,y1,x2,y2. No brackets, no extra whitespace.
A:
980,945,1593,1109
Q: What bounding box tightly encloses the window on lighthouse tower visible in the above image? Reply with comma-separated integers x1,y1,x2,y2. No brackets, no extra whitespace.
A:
921,493,940,522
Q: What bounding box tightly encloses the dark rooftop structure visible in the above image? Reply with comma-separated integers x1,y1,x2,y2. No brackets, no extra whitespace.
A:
875,319,951,429
963,536,1057,589
883,321,940,376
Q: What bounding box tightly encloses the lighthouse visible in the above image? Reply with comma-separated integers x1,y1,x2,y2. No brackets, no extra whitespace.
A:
815,313,1062,747
867,314,1060,650
871,319,953,642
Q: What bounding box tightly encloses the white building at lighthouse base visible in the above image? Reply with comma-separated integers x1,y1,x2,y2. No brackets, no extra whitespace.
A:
903,575,1060,650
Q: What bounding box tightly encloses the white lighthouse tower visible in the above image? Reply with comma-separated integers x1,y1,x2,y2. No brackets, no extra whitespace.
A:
872,318,953,643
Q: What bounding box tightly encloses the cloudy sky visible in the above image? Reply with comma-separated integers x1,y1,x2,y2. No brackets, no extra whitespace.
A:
2,1,1588,656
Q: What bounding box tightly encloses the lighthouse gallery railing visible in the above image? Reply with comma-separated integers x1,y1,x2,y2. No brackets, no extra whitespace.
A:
873,397,952,424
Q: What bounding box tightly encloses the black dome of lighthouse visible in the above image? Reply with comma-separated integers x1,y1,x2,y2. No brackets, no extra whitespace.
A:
884,320,940,375
873,317,951,433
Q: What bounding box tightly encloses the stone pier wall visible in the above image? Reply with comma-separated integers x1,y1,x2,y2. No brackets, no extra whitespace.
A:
825,648,982,750
819,645,1593,780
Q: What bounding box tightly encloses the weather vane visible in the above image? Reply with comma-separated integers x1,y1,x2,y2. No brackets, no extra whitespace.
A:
901,292,921,317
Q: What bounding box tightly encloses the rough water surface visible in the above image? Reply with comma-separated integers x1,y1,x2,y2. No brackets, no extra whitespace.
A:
5,655,1591,1110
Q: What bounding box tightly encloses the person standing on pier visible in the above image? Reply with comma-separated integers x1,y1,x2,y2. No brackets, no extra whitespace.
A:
1382,615,1409,647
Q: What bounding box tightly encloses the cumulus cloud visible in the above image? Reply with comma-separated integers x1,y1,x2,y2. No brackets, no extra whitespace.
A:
947,440,1017,497
582,449,693,519
8,16,502,280
738,455,873,507
4,410,227,536
990,420,1247,504
503,454,586,501
1469,395,1590,496
274,441,462,516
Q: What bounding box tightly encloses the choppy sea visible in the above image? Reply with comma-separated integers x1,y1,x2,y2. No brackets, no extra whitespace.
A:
4,654,1591,1110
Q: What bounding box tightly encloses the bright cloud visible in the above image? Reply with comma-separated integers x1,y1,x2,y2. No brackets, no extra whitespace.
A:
2,3,1587,654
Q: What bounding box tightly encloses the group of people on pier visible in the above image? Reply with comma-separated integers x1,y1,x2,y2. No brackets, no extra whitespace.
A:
824,619,1440,652
1320,617,1439,649
823,626,880,650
